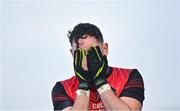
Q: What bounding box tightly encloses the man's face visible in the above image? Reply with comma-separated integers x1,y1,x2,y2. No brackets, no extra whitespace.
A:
70,34,108,70
71,35,103,55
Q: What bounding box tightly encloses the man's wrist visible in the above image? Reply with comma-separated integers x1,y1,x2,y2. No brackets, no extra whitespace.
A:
97,83,111,95
76,89,90,97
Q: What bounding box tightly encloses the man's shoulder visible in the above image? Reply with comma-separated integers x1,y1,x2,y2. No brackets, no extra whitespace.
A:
53,75,77,90
53,75,78,101
110,67,144,87
111,67,141,76
109,67,143,86
54,75,78,89
60,75,77,83
108,67,143,96
111,66,133,75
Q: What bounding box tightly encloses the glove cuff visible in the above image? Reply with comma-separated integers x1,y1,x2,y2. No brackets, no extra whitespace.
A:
94,78,108,89
78,81,89,91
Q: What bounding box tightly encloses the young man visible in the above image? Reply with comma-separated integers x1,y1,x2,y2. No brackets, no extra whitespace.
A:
51,23,145,110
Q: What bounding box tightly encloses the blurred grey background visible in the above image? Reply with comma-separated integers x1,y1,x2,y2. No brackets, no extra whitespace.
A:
0,0,179,110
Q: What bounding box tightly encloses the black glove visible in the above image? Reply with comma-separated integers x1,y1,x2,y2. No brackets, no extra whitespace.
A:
87,46,109,89
74,48,90,91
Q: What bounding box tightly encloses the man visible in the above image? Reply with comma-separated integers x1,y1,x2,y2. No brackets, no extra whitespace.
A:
51,23,145,110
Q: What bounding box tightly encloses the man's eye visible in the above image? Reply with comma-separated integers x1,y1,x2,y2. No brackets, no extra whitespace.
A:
81,35,88,39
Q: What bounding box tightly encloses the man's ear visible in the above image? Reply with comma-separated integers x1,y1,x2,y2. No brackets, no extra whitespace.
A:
103,42,108,56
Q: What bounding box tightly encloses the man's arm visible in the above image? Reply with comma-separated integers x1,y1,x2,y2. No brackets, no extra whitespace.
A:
100,89,142,110
52,82,90,111
51,82,72,110
65,49,90,110
71,90,89,110
98,69,144,110
86,46,144,110
63,91,89,111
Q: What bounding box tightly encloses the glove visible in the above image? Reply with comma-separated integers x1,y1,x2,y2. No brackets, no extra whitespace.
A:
74,48,90,91
87,46,109,89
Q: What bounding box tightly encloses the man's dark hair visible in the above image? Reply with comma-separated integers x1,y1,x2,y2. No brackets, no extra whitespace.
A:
67,23,104,46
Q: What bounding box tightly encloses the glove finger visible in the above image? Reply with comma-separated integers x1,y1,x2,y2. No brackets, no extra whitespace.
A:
87,48,97,67
76,49,82,66
91,46,103,63
95,46,103,60
73,50,78,66
80,49,85,67
87,50,96,79
102,56,109,75
91,47,99,65
103,56,108,69
103,55,108,65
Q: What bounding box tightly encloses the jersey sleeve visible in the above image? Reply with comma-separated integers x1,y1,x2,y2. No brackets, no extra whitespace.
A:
120,69,145,105
51,82,72,110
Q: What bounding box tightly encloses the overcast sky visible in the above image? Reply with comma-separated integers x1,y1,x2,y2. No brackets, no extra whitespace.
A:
0,0,179,110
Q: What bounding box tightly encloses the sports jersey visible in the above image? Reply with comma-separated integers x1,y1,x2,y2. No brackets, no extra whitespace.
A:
52,67,145,110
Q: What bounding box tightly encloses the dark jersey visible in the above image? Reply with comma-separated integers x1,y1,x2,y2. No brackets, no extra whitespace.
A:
52,67,145,110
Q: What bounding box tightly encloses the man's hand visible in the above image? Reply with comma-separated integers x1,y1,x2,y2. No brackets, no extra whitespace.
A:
74,48,90,91
87,46,109,89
